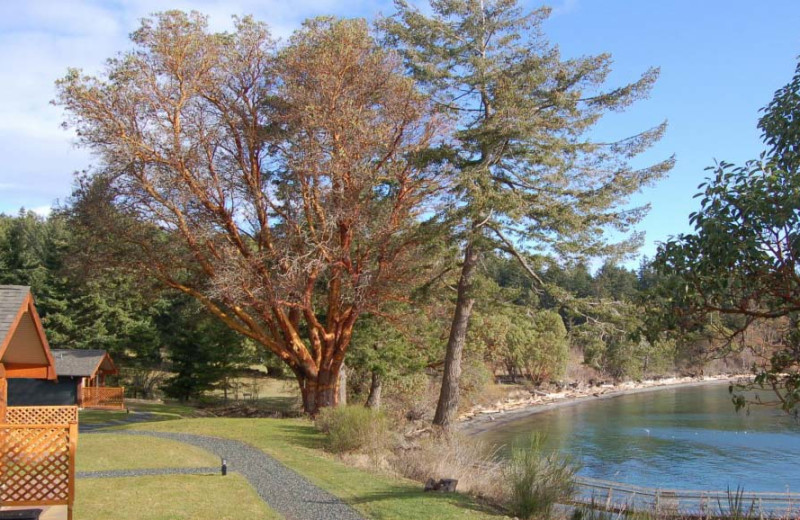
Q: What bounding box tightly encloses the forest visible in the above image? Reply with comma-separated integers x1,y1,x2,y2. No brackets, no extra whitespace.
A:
0,206,754,417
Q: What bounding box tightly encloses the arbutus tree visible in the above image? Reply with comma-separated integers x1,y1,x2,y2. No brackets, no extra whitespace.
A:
382,0,674,426
57,12,443,414
657,59,800,412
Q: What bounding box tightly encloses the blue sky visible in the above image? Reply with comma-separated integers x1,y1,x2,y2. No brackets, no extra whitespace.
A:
0,0,799,264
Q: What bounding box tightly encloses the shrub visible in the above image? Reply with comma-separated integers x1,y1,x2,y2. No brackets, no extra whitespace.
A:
315,405,390,456
503,434,577,519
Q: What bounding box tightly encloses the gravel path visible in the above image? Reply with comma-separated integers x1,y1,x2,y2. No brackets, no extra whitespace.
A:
94,430,365,520
79,412,158,432
77,467,218,479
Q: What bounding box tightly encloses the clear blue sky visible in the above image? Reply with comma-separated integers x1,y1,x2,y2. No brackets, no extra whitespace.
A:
1,0,799,264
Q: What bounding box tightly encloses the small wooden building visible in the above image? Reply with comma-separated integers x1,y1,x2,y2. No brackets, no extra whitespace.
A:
9,349,124,410
54,349,121,408
0,285,58,419
0,285,78,520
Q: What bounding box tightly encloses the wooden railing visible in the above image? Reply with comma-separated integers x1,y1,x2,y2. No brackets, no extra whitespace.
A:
0,422,77,520
573,476,800,518
81,386,125,410
6,406,78,425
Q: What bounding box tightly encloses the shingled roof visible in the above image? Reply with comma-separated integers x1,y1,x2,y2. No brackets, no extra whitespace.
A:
0,285,57,379
0,285,30,348
51,349,118,377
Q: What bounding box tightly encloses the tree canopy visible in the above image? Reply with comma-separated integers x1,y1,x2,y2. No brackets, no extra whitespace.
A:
657,59,800,411
57,12,444,413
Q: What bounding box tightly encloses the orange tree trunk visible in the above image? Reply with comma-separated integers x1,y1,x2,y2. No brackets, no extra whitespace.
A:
295,355,347,415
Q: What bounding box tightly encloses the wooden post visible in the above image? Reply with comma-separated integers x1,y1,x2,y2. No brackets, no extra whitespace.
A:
68,421,78,520
0,363,7,423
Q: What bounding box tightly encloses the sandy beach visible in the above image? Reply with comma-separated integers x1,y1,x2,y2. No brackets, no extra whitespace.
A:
459,374,747,435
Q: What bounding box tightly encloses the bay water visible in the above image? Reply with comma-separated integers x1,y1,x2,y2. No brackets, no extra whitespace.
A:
477,383,800,492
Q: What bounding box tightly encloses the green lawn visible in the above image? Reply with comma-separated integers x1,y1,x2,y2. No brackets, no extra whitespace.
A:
75,474,280,520
77,433,218,472
79,400,198,424
127,418,506,520
127,401,200,417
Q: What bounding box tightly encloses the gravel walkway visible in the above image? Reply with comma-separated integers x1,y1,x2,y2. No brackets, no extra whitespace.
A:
78,466,218,479
79,412,158,432
95,430,365,520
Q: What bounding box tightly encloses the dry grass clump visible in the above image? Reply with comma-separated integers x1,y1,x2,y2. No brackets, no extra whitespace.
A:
315,405,391,459
391,430,504,498
503,434,577,519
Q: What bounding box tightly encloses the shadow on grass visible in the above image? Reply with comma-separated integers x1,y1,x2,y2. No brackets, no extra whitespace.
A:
273,422,327,450
255,396,301,413
348,486,502,516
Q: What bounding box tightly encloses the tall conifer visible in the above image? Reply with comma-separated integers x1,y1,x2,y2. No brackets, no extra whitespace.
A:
383,0,673,426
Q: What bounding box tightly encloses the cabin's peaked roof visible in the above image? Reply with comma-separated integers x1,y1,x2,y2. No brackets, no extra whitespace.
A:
0,285,30,348
51,349,117,377
0,285,57,380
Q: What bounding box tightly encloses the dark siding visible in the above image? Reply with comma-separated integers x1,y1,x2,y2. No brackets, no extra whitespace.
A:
8,377,78,406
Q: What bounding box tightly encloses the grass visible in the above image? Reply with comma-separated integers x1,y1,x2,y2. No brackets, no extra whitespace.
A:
127,401,200,416
126,418,507,520
209,376,302,413
75,474,280,519
77,433,219,472
79,400,199,425
79,409,130,424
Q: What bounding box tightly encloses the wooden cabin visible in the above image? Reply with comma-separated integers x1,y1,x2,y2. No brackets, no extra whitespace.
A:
0,285,77,520
9,348,125,411
54,349,123,409
0,285,58,420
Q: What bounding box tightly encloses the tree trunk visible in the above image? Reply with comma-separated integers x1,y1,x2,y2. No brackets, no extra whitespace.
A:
365,371,382,409
433,241,479,427
338,362,347,406
298,366,341,415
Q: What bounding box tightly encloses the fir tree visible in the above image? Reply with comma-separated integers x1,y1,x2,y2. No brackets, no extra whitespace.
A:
383,0,673,426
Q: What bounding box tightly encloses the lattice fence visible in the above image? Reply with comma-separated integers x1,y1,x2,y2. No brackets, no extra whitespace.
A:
6,406,78,425
0,423,77,519
81,386,125,410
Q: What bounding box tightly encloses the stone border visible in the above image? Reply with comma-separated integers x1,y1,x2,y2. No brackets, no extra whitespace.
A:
460,377,737,436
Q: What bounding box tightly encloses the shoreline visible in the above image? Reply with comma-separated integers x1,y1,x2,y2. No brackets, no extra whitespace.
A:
459,375,746,436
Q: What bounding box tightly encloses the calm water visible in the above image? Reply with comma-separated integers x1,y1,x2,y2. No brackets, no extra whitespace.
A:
478,384,800,492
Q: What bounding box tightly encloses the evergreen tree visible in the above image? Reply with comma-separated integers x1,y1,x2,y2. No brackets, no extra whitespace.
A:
384,0,673,425
161,298,254,401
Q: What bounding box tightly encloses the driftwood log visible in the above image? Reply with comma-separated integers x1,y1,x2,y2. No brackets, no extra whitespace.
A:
424,478,458,492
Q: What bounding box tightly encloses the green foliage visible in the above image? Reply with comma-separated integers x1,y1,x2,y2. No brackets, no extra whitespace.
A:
384,0,672,425
472,307,568,384
0,210,165,357
0,209,262,401
503,434,577,519
657,58,800,410
347,312,430,384
161,298,255,401
315,405,390,455
383,1,672,261
0,210,74,345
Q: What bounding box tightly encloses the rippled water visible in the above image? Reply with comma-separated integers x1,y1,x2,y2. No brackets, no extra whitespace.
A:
477,383,800,492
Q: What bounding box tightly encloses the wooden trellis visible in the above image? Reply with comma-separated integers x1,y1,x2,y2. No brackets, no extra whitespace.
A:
0,423,77,520
6,406,78,425
81,386,125,410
